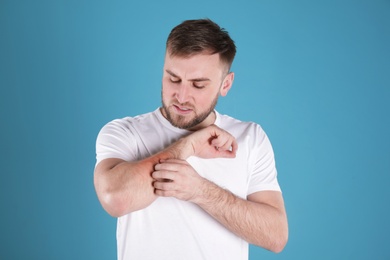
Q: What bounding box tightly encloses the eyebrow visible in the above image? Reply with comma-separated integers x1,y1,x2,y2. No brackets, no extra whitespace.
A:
165,69,211,82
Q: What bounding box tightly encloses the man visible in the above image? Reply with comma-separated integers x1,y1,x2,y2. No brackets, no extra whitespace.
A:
94,19,288,259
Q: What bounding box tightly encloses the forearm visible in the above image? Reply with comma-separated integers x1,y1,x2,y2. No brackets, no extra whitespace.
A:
95,124,237,217
194,180,288,253
94,138,191,217
94,158,155,216
151,127,288,250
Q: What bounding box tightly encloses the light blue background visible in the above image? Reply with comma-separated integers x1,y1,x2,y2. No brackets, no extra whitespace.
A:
1,0,389,259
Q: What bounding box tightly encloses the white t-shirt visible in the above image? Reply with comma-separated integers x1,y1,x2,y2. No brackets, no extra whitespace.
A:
96,108,281,260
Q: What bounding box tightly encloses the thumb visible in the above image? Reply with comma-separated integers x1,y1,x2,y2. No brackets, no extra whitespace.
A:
210,138,238,158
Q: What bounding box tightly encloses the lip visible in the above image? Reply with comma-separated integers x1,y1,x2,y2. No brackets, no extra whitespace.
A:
173,104,193,115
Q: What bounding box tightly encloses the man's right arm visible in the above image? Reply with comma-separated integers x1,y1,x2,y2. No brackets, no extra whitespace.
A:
94,124,237,217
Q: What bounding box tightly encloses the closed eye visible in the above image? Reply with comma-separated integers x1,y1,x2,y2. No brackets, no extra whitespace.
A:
170,77,181,83
193,83,205,89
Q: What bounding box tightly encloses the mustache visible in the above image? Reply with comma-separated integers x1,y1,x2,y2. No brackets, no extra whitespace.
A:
172,101,194,109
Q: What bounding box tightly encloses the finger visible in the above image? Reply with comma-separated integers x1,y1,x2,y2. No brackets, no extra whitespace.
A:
154,178,173,183
211,132,230,146
212,142,237,158
153,179,176,191
215,150,236,158
211,137,237,153
152,170,176,181
154,160,189,174
154,189,176,197
219,139,233,151
154,163,177,172
223,138,238,153
231,139,238,154
154,160,186,171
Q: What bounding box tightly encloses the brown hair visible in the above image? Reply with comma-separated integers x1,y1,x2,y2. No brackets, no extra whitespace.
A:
166,19,236,70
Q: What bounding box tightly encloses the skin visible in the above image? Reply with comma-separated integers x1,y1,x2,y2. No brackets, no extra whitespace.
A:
94,124,237,214
161,52,232,130
94,51,288,253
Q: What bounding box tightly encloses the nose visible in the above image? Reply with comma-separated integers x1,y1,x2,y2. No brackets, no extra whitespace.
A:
175,84,190,104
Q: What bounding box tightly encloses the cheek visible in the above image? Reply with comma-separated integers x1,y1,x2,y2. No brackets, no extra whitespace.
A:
162,82,174,98
197,91,216,106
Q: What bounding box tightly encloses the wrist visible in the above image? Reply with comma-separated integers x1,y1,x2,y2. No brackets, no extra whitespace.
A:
166,137,194,160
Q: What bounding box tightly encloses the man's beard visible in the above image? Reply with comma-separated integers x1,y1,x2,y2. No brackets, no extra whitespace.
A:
161,94,218,130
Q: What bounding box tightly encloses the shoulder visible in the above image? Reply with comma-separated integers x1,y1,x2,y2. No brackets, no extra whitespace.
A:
216,112,271,153
100,110,159,133
217,112,264,136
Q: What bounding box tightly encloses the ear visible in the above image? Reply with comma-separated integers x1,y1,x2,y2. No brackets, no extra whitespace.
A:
220,72,234,97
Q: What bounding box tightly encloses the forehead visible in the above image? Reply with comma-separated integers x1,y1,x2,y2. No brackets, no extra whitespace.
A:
164,52,225,79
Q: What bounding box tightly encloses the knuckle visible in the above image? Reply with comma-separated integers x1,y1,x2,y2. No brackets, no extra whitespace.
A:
162,183,172,190
153,181,161,189
152,171,159,179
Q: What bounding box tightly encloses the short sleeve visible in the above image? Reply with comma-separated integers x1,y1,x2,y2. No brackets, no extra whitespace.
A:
247,125,281,195
95,119,138,166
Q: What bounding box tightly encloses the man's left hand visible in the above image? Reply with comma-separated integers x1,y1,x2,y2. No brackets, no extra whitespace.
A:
152,159,205,202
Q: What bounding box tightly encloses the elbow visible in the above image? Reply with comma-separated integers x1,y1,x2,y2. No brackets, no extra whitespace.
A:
252,225,288,253
268,227,289,253
95,185,155,217
100,192,155,217
270,235,288,253
98,190,129,218
268,212,289,253
94,170,132,217
94,176,156,217
94,180,130,217
254,233,287,254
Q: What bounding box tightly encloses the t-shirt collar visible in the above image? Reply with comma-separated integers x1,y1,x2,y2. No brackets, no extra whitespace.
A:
155,107,221,133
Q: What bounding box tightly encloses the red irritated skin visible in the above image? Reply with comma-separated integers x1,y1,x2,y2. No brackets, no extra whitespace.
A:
161,51,234,131
95,50,288,253
157,52,288,253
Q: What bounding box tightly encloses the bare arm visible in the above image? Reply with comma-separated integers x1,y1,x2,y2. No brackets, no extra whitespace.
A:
196,184,288,253
94,156,159,217
153,160,288,253
94,125,237,217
